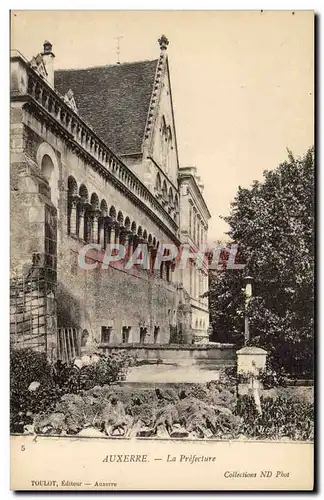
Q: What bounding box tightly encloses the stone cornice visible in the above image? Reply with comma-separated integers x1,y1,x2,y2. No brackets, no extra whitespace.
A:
179,172,211,222
10,53,180,244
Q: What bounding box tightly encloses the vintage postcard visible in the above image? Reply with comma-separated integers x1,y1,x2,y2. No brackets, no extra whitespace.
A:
10,10,314,491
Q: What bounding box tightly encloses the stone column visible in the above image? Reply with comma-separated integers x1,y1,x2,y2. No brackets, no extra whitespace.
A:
86,210,93,243
69,194,80,236
99,217,105,248
123,230,130,258
78,203,85,240
92,211,99,244
128,234,134,259
109,223,116,245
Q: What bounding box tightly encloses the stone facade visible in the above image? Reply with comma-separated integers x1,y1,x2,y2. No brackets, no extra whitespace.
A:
179,166,211,342
10,37,211,356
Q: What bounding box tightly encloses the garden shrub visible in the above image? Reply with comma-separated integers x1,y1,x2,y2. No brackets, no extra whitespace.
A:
10,348,134,433
12,349,313,441
258,364,288,389
236,395,314,441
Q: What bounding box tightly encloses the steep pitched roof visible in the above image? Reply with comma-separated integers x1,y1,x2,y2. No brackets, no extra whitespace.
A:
54,59,158,155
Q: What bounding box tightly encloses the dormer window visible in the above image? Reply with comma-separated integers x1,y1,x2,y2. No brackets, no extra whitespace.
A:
160,116,172,173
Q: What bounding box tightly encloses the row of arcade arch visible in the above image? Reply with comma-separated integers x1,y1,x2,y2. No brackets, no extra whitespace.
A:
67,176,176,281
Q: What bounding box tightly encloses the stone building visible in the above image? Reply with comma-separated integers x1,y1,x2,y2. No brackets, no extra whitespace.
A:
179,166,211,342
10,35,211,358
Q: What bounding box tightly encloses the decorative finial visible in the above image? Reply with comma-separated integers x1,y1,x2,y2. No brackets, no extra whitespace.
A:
43,40,53,54
158,35,169,51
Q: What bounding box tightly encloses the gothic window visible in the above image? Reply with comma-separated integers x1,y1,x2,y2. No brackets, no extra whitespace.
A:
165,126,172,173
161,117,167,169
41,154,55,200
160,117,172,172
168,187,173,206
162,180,168,200
155,172,162,193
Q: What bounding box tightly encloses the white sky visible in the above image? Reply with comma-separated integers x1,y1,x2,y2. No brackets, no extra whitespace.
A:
11,10,314,241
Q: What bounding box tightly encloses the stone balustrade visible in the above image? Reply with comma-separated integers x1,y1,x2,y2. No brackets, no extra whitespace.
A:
11,51,179,240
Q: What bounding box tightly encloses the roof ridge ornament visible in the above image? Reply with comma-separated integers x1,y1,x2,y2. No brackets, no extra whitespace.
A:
158,35,169,51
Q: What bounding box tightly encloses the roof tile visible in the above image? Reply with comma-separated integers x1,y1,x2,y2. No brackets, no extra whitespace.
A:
54,59,158,155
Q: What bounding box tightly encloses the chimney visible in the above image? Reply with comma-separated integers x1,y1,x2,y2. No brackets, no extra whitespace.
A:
41,40,55,87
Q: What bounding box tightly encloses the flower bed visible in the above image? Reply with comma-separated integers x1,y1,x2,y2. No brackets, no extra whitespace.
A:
11,349,314,441
19,382,313,441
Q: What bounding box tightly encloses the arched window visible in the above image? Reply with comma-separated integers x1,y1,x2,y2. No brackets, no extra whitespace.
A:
37,143,59,208
168,188,173,206
41,155,56,204
155,172,161,192
109,206,116,220
161,116,171,171
124,217,131,231
166,126,172,173
162,180,167,200
131,221,137,234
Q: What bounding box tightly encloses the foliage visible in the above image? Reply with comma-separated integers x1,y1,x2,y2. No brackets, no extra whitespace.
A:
208,147,314,376
236,395,314,441
258,364,288,389
10,349,63,433
12,360,313,442
10,348,134,433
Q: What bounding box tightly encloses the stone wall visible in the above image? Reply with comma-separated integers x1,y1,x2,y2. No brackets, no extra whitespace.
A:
99,343,236,367
10,77,186,348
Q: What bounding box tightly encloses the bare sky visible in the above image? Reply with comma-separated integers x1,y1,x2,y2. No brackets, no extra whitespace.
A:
11,10,314,241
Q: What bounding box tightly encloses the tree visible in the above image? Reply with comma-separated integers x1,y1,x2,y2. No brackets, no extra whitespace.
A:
208,147,314,377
